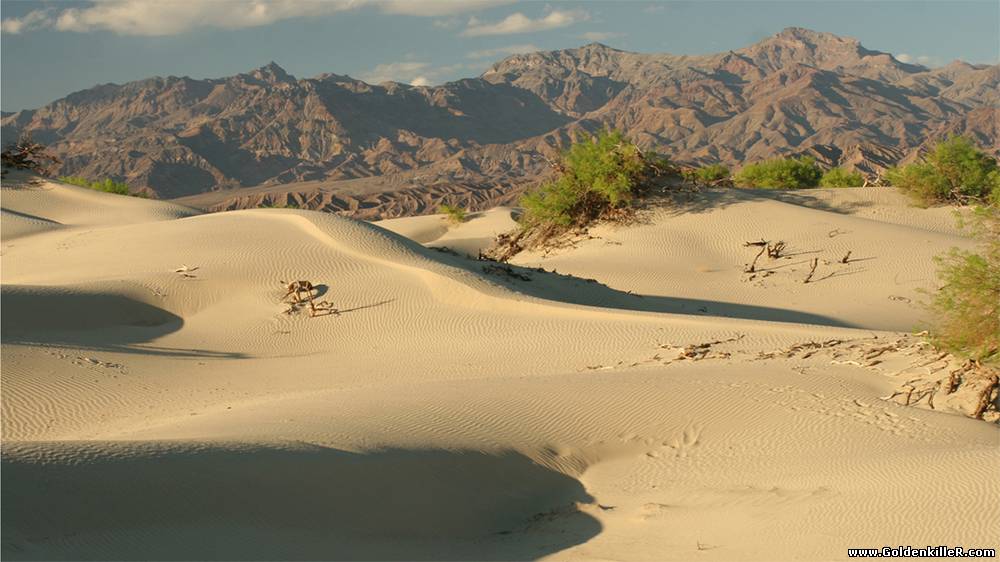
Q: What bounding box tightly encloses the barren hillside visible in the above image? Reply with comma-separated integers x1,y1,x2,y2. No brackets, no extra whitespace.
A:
3,28,997,218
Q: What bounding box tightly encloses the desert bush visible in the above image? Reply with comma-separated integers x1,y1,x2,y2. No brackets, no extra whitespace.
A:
1,133,61,176
439,203,468,224
819,167,864,188
734,156,822,189
520,129,668,228
688,163,730,184
928,204,999,364
60,176,131,196
886,136,999,206
991,172,1000,206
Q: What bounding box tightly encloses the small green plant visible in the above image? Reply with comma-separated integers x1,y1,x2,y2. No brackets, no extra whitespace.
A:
60,176,132,196
520,129,668,228
734,156,822,189
819,167,864,188
886,136,999,206
439,203,468,224
687,163,730,185
927,204,999,364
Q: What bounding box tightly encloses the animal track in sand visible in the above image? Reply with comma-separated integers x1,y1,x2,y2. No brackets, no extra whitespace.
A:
46,350,128,375
761,382,936,440
645,422,703,459
636,484,833,522
638,502,673,519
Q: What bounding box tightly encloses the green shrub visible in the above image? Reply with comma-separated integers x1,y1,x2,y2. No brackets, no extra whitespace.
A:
928,204,1000,363
692,164,730,184
520,129,666,228
819,167,864,188
60,176,131,196
521,174,591,227
884,163,944,204
734,156,822,189
439,203,468,224
887,136,998,205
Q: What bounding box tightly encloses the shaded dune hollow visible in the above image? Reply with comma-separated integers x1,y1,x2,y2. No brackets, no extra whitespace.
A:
1,285,181,334
1,441,600,561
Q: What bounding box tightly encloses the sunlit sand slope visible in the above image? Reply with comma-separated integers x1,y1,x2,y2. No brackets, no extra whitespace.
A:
2,180,996,560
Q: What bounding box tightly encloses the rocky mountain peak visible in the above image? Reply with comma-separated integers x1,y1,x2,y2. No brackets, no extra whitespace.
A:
775,26,855,45
250,61,295,84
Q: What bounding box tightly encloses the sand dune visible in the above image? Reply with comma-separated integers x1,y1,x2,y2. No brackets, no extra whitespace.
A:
384,189,972,332
2,179,997,560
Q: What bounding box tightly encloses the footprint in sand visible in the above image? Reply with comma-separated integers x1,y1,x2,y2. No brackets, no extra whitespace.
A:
638,502,673,520
659,422,703,458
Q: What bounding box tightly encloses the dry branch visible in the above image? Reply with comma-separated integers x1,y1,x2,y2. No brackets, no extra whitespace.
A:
973,374,999,419
745,245,767,273
280,280,335,317
803,258,819,283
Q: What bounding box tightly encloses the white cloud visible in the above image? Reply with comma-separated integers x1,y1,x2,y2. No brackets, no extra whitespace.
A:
2,0,506,36
50,0,355,35
381,0,513,17
895,52,942,67
579,31,622,42
359,60,478,86
360,61,432,84
461,9,589,36
433,17,462,29
466,43,540,59
1,9,53,34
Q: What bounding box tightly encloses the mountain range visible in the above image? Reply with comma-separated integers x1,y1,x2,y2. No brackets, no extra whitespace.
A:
3,27,997,218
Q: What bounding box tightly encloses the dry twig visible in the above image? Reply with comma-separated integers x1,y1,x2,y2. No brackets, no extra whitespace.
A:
745,245,767,273
803,258,819,283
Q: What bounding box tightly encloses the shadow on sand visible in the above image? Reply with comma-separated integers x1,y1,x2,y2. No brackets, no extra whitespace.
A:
2,442,601,561
1,285,247,359
655,186,876,216
456,259,856,328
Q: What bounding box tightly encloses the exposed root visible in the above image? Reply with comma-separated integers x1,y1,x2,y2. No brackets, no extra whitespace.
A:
481,263,532,282
661,335,745,362
973,373,999,419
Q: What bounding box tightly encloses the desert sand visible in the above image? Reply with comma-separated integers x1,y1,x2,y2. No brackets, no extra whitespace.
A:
2,176,997,560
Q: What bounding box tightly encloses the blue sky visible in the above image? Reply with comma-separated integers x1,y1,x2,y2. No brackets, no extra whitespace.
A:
2,0,998,111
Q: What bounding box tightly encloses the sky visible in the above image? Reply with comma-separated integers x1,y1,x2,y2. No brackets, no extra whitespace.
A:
1,0,998,112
